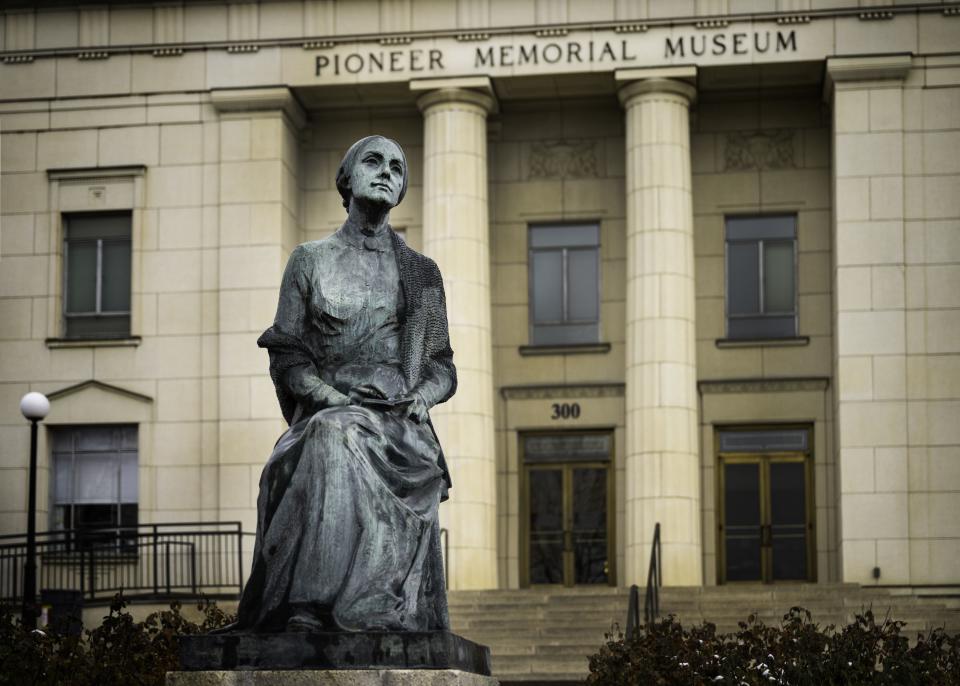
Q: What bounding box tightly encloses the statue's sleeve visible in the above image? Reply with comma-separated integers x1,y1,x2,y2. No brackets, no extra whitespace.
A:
411,259,457,409
258,246,347,424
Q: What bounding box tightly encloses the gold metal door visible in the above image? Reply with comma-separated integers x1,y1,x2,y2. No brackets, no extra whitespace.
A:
522,461,613,587
718,454,814,584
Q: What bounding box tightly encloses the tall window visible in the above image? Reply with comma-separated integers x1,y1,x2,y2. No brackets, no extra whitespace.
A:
51,426,138,545
725,215,797,340
63,213,132,339
529,224,600,346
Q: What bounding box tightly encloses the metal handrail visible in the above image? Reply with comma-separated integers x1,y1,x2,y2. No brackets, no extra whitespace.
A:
644,522,662,625
625,522,661,639
1,522,245,603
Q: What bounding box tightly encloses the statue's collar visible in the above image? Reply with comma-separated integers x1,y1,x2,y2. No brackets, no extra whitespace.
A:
336,225,392,253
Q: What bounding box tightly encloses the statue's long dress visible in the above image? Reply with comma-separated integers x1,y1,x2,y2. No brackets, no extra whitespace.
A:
234,228,451,632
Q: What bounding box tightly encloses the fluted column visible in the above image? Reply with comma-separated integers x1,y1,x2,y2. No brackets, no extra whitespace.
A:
416,83,498,590
618,71,702,586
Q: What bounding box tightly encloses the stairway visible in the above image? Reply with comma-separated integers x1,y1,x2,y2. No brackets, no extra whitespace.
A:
448,584,960,683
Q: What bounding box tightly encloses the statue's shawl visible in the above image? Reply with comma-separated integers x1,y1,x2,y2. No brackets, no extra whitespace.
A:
256,229,456,489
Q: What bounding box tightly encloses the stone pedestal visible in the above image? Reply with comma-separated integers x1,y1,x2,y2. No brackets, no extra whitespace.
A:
177,631,491,674
167,669,498,685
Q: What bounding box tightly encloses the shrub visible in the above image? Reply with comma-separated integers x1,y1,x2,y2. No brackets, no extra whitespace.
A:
0,596,234,686
588,608,960,686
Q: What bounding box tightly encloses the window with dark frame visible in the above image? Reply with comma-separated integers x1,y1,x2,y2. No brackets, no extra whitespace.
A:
725,215,797,340
63,212,132,339
528,223,600,346
51,425,138,550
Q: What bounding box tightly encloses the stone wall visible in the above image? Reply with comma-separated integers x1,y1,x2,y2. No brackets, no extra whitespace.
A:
831,56,960,586
0,94,223,531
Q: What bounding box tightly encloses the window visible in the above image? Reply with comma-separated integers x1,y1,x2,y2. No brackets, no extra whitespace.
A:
529,224,600,346
63,212,132,339
51,426,138,548
725,215,797,339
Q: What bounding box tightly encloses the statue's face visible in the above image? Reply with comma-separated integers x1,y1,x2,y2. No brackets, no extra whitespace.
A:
349,138,405,209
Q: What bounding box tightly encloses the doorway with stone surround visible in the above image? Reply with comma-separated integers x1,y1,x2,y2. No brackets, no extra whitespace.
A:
519,431,616,587
716,427,816,584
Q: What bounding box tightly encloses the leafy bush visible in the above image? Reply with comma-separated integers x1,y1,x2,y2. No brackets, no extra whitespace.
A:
0,596,234,686
588,608,960,686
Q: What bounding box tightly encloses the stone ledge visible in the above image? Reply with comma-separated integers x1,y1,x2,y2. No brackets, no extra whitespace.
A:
518,342,612,356
166,669,499,686
179,632,491,676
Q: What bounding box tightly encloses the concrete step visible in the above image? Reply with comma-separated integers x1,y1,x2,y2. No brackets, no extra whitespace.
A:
447,584,960,682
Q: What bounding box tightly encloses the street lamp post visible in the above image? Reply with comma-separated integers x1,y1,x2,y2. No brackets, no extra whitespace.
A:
19,392,50,631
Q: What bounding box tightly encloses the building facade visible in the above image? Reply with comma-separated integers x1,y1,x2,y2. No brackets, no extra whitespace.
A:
1,0,959,595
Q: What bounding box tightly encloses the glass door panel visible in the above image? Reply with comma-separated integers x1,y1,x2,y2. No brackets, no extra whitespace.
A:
720,454,812,584
769,461,808,581
572,467,608,584
528,468,564,584
524,455,613,587
723,462,763,582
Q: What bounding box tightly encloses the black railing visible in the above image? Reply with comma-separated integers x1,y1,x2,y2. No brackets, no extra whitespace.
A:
626,522,661,638
644,522,661,625
0,522,246,603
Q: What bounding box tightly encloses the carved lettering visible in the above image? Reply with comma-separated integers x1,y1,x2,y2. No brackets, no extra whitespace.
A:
665,36,684,58
663,29,797,60
712,34,726,55
777,30,797,51
543,43,562,63
733,32,747,55
475,46,494,68
519,44,538,65
314,29,799,81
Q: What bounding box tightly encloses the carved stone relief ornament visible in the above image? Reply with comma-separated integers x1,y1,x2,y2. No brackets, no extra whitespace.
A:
723,129,798,171
528,139,600,179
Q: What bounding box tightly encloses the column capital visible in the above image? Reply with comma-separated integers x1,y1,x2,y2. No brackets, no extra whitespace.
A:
411,76,497,114
616,66,697,107
209,86,306,129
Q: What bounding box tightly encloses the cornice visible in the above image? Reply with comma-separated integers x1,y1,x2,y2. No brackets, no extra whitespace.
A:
698,377,830,395
501,383,625,400
0,5,951,64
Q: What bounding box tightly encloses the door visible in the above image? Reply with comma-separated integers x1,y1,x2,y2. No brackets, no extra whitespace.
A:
522,432,614,587
719,455,813,583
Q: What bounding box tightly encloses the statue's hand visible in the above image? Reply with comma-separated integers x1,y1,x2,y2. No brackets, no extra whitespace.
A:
308,386,350,413
400,393,429,424
348,384,387,405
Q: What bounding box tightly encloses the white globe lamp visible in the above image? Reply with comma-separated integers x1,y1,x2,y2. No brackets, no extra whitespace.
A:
19,390,49,631
20,392,50,421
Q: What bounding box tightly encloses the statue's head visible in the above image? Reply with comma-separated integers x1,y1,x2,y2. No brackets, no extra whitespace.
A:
335,135,408,213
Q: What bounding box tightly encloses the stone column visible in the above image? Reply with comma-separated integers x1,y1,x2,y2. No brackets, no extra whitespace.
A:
827,56,917,585
617,67,702,586
413,78,498,590
210,88,304,538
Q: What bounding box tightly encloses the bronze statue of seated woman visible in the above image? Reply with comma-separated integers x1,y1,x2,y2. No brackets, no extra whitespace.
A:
231,135,456,633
